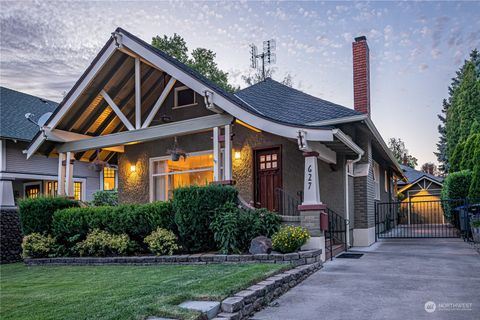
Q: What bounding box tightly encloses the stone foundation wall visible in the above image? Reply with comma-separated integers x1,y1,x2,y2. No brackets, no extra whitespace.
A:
0,209,22,264
24,249,322,266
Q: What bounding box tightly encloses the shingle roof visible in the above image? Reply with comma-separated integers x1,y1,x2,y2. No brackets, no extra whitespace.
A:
0,86,58,141
398,164,443,186
118,28,360,127
236,78,362,126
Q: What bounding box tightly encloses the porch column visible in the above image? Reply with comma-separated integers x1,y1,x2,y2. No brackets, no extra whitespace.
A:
0,178,16,209
65,152,74,197
213,127,220,181
57,153,66,196
298,151,327,261
223,124,232,181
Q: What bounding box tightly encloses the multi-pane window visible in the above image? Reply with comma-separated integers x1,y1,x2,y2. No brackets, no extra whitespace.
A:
46,181,58,196
259,153,278,170
174,86,197,108
151,152,214,201
74,182,82,201
103,167,116,191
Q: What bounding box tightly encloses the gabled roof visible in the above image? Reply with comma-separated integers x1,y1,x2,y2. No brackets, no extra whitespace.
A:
236,78,362,126
0,86,58,141
398,164,443,186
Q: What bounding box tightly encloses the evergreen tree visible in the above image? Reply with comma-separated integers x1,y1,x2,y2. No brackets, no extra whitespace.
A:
435,98,449,174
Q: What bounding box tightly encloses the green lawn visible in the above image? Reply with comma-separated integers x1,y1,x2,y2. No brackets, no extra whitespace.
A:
0,263,287,320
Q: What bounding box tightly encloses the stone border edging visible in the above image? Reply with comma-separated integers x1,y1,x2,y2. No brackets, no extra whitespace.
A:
24,249,322,266
215,262,322,320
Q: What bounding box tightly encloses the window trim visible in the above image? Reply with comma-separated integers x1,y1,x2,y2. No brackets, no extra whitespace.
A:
101,166,118,191
173,85,197,109
23,181,42,198
149,150,216,202
373,161,380,200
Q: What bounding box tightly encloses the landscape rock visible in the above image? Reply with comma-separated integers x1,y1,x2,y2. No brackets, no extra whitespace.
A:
249,236,272,254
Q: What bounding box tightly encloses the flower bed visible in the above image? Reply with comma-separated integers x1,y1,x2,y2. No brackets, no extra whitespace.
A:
24,249,322,266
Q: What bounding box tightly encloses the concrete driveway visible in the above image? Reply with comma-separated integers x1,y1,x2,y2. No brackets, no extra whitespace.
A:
252,238,480,320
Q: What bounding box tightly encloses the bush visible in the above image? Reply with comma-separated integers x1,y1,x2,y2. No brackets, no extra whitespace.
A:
18,196,79,235
441,170,473,219
76,229,129,257
272,225,310,253
91,190,118,206
144,228,178,255
173,185,238,253
52,201,175,249
22,233,56,258
210,203,282,254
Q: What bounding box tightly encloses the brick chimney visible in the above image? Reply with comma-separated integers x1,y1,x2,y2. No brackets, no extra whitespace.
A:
352,36,370,115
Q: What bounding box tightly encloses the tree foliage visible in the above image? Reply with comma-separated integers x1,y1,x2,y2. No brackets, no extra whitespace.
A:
387,137,418,168
151,33,238,93
421,162,439,176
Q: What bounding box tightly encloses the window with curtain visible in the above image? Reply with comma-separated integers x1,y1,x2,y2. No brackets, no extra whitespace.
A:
151,152,214,201
74,182,82,201
103,167,117,191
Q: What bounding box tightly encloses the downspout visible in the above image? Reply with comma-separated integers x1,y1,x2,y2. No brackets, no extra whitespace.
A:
345,152,362,247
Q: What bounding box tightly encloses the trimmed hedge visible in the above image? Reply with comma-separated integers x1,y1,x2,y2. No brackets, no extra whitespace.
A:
18,196,79,235
52,201,174,249
91,190,118,206
173,184,238,253
441,170,473,219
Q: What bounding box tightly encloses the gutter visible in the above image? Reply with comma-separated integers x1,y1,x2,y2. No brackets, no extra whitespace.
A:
332,128,365,157
306,114,368,127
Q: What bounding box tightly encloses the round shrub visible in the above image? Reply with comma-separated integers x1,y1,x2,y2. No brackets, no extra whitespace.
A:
18,196,79,235
22,233,56,258
272,225,310,253
91,190,118,206
76,229,129,257
144,228,179,256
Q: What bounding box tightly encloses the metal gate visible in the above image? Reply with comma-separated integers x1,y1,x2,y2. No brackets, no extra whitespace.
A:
375,199,468,239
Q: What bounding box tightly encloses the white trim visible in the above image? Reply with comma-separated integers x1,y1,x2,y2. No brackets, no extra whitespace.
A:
100,90,135,131
173,85,197,109
26,41,117,159
306,114,368,127
142,77,177,128
57,152,66,195
0,172,87,184
57,114,233,153
0,139,6,171
65,152,73,196
23,181,42,198
224,124,232,180
398,176,443,194
135,57,141,129
213,127,220,181
332,128,365,156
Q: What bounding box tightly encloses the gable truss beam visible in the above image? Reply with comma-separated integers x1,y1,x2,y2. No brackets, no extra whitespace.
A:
142,77,176,128
135,57,142,129
100,90,135,131
56,114,233,153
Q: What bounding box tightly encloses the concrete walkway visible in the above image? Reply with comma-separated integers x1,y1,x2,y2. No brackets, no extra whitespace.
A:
252,238,480,320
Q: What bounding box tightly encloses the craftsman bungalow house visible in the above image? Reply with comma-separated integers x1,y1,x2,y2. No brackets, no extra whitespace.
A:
24,28,403,252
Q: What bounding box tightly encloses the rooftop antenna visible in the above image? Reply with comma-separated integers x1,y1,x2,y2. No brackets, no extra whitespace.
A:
249,39,276,81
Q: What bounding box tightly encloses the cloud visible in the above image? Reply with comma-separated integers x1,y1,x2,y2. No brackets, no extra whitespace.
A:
419,63,429,71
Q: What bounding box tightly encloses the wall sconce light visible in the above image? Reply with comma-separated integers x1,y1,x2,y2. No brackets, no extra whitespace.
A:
234,151,241,160
130,165,136,173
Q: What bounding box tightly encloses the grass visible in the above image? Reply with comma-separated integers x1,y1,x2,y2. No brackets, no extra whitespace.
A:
0,263,288,320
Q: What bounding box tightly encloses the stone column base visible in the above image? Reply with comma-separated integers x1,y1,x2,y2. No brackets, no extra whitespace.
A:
301,236,325,262
353,227,376,247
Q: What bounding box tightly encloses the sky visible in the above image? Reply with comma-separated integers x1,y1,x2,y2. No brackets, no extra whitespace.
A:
1,1,479,168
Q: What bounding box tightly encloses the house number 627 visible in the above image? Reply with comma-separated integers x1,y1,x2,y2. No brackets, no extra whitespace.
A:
307,165,312,190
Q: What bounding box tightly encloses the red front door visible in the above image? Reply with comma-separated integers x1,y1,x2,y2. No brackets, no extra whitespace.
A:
254,146,282,211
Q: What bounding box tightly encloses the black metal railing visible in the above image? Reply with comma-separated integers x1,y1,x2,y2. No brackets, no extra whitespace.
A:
375,198,480,239
326,207,348,260
275,188,301,216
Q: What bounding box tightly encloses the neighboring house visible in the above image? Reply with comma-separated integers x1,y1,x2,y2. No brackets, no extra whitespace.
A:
24,28,404,250
0,87,116,207
396,164,444,223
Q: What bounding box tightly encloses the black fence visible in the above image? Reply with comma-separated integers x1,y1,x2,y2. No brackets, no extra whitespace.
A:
375,199,480,239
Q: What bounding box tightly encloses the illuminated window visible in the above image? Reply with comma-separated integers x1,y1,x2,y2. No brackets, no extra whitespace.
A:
103,167,117,191
45,181,58,196
25,184,41,198
74,182,82,201
151,152,214,201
